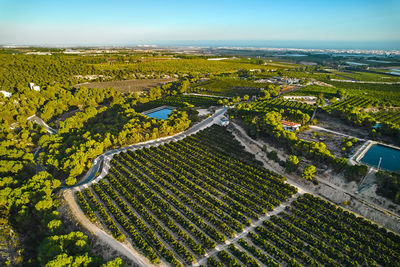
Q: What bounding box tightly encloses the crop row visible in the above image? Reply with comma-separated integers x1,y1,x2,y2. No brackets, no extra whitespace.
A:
74,125,399,266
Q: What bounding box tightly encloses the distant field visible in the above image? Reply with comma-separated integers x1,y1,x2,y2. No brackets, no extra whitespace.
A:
328,70,400,82
75,78,176,94
94,58,282,77
189,77,266,97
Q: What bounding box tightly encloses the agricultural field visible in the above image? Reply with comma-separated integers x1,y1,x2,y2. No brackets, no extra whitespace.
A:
325,81,400,106
251,99,315,115
327,95,379,110
93,57,282,79
75,78,177,94
189,77,266,97
288,85,338,99
74,126,400,266
327,70,400,82
371,110,400,126
75,126,297,265
324,96,400,128
235,98,315,124
133,95,223,112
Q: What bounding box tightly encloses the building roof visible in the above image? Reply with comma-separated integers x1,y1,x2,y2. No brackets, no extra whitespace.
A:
281,120,301,127
0,90,12,97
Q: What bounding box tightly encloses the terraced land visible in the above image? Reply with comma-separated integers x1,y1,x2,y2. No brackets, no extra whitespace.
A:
74,126,400,266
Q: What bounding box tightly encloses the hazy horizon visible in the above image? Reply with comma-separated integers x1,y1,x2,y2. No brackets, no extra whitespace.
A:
3,40,400,52
1,0,399,50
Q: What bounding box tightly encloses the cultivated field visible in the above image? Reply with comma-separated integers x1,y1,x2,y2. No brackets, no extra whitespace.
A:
76,78,176,94
74,126,400,266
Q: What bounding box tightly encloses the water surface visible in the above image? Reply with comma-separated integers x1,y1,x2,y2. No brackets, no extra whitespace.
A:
146,108,174,120
360,144,400,172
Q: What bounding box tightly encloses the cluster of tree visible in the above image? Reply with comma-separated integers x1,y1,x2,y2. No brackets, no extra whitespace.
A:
38,231,123,266
229,108,370,183
0,83,119,127
235,98,313,124
39,102,192,184
0,167,122,265
134,95,221,113
98,57,280,80
284,193,400,265
0,54,99,88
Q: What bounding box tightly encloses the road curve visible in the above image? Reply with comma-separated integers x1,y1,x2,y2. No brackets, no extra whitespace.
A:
63,107,228,266
72,106,228,188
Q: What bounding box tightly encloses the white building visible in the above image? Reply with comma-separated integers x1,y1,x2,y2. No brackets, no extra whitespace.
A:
0,90,12,98
283,96,317,101
29,83,40,91
281,120,301,131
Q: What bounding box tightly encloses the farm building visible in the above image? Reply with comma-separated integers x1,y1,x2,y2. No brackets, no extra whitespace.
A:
281,120,301,131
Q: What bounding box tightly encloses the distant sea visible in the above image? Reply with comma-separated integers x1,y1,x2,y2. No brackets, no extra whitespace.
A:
153,40,400,51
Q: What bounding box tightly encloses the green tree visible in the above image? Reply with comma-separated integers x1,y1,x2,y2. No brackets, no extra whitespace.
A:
286,155,299,173
302,165,316,180
316,95,325,107
267,150,279,161
337,89,346,99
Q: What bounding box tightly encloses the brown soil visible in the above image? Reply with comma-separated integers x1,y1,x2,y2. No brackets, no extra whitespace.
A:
315,112,370,140
281,85,296,93
76,78,176,94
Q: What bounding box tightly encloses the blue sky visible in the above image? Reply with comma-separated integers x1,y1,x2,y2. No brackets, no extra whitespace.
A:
0,0,399,47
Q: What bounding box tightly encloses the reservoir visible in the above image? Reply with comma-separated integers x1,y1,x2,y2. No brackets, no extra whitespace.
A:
360,144,400,172
145,107,174,120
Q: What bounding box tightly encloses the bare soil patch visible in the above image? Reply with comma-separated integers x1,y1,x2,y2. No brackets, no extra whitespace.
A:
297,128,361,158
315,112,370,140
76,78,176,94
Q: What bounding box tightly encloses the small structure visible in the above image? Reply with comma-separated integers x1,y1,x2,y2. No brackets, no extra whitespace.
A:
29,83,40,91
0,90,12,98
219,117,229,127
281,120,301,131
283,96,317,101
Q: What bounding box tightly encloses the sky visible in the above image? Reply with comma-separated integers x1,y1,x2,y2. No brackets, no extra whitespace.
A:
0,0,399,49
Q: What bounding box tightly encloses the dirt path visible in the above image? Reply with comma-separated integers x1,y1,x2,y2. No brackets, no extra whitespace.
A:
62,190,153,267
63,107,229,266
193,193,302,266
310,125,366,141
229,122,400,233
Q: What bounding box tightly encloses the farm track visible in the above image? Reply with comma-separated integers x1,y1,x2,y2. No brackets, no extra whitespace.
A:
229,121,400,231
193,193,302,266
63,190,150,267
65,113,400,266
68,123,298,265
